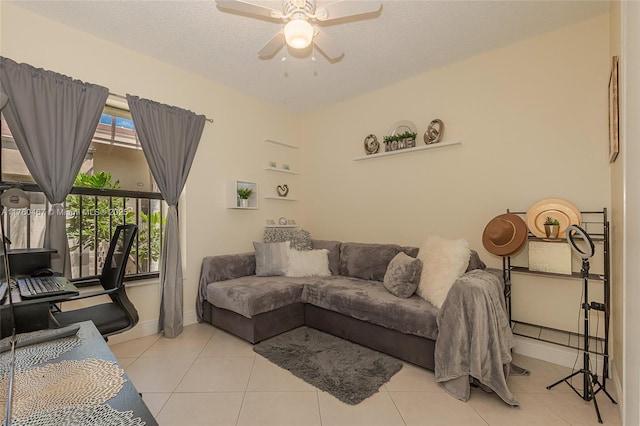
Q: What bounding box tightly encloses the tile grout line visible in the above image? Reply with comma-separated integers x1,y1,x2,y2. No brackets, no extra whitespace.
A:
235,353,257,426
386,390,408,426
155,329,216,415
153,327,222,421
465,397,492,426
316,389,323,426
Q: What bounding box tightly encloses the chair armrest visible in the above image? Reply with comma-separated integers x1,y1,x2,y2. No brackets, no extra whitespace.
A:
63,286,119,302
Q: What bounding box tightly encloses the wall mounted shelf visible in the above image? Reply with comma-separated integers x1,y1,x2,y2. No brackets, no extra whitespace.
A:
264,166,299,175
353,140,462,161
265,225,298,228
226,180,258,209
264,139,299,149
264,196,299,201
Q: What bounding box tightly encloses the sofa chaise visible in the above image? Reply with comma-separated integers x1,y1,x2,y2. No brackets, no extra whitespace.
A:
196,239,491,371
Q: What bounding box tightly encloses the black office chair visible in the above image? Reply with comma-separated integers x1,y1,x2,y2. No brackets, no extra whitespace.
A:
52,224,139,339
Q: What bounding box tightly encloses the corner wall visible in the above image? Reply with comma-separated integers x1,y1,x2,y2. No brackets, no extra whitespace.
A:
302,15,610,338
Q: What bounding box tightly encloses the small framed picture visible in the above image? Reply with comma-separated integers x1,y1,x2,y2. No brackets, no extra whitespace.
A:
609,56,619,163
288,219,296,225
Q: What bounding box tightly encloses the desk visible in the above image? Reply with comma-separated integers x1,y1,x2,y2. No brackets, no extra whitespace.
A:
0,282,79,339
1,321,158,425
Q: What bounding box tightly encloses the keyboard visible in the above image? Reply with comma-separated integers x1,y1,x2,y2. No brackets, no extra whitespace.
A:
17,276,79,299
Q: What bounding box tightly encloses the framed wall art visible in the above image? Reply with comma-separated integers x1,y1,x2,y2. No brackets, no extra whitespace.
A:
609,55,619,163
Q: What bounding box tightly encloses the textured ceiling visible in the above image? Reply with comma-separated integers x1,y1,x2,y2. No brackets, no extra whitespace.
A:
10,0,609,113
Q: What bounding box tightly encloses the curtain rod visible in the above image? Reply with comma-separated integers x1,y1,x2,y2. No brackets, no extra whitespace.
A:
109,92,213,123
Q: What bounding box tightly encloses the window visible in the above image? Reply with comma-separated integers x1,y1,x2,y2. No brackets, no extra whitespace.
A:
1,97,165,283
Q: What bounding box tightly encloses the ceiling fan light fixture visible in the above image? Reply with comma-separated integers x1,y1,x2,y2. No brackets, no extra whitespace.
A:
284,19,313,49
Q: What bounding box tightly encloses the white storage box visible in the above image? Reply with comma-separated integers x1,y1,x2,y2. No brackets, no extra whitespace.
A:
528,241,572,275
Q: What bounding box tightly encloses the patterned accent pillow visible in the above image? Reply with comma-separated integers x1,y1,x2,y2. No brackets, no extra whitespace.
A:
264,228,312,251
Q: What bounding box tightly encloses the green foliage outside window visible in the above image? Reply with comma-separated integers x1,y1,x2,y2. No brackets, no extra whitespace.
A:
66,171,164,275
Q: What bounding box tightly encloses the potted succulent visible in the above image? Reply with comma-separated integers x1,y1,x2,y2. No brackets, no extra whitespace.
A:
543,216,560,238
237,187,253,208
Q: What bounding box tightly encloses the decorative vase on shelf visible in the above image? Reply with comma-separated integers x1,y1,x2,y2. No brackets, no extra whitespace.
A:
544,224,559,238
239,198,249,208
543,216,560,238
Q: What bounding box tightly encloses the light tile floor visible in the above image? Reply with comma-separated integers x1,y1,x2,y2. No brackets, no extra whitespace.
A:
109,323,622,426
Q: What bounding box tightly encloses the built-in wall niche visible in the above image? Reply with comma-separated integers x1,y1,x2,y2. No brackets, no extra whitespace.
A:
226,180,258,209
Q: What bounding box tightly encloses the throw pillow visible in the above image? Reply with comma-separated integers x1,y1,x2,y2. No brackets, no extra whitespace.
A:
264,228,313,251
253,241,290,276
416,236,470,308
339,243,401,281
286,248,331,277
311,239,341,275
383,252,423,298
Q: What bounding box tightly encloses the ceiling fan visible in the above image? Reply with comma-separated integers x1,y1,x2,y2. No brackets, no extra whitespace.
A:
216,0,382,61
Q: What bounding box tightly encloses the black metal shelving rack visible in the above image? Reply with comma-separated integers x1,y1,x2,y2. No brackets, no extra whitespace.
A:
502,208,612,384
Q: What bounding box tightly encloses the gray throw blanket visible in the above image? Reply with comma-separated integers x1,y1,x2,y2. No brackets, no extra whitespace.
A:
435,269,521,406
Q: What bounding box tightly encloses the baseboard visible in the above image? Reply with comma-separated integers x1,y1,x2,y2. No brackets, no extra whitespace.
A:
106,309,198,345
513,335,612,378
184,309,198,327
611,362,624,419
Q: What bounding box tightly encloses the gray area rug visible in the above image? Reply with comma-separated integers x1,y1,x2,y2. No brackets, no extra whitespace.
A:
253,326,403,405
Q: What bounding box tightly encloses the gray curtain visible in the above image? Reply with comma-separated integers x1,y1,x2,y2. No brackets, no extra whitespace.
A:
0,57,108,276
126,95,205,338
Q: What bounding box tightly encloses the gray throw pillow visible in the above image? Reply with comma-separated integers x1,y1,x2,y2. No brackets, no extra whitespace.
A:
339,242,401,281
253,241,290,276
264,228,313,251
383,252,423,298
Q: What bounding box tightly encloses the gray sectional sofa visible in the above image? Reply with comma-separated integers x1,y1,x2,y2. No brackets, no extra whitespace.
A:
197,239,489,371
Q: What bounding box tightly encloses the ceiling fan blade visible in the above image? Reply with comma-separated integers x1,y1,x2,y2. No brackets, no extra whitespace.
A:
315,1,382,21
258,30,284,58
313,28,344,61
216,0,283,19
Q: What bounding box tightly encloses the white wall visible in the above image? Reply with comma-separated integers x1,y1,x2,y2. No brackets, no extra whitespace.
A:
0,3,301,337
302,15,611,335
608,0,625,417
620,2,640,424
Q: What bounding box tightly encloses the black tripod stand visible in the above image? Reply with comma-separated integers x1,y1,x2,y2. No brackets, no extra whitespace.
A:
546,225,617,424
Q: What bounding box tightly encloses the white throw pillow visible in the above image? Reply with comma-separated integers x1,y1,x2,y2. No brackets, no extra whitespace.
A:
416,236,470,308
286,248,331,277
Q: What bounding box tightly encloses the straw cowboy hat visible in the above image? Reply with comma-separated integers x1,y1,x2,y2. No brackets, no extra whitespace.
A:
525,198,581,239
482,213,528,257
